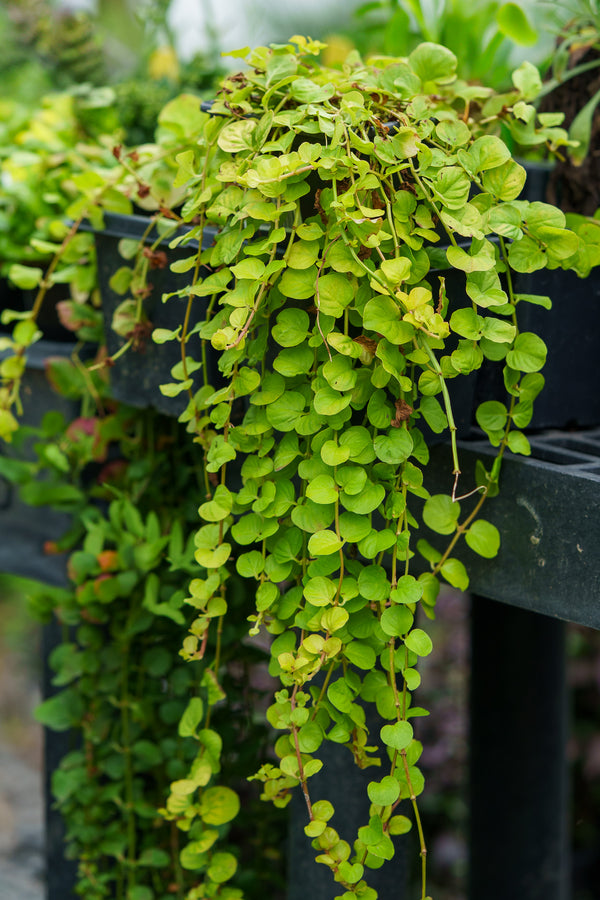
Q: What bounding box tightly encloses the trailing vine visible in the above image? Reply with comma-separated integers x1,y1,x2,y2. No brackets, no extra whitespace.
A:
3,35,600,900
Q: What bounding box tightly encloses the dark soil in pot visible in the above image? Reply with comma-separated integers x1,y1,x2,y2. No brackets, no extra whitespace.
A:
89,212,220,418
539,46,600,214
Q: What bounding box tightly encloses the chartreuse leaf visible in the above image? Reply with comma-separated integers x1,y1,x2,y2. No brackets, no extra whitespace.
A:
304,576,336,606
381,605,413,637
390,576,424,605
374,429,413,464
308,530,343,556
321,606,349,632
506,333,547,373
198,485,233,522
441,558,469,590
482,159,526,200
389,815,413,835
468,135,511,171
380,720,413,750
199,786,240,825
8,263,43,290
207,852,238,883
466,520,501,558
446,240,496,272
404,628,433,657
345,641,376,669
272,309,310,346
368,776,401,806
423,495,460,535
476,400,508,442
266,392,305,430
508,430,531,455
409,42,457,85
178,697,204,737
279,266,317,299
363,295,415,345
217,119,257,152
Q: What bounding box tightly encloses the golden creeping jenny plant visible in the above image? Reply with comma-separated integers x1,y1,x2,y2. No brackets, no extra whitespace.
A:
150,38,600,899
3,34,600,900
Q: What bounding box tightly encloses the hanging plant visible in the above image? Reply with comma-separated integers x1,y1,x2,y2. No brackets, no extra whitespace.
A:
3,34,600,900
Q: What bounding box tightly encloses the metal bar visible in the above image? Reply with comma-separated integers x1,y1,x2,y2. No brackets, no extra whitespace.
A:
426,439,600,629
469,596,569,900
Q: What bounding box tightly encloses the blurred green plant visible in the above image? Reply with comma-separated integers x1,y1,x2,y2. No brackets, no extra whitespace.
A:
0,0,224,142
347,0,539,87
0,0,107,99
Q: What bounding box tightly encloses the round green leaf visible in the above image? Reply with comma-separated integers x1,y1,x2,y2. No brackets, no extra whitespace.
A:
198,485,233,523
482,159,526,201
476,400,508,434
466,519,501,558
265,391,305,430
404,628,433,657
345,641,377,670
468,135,511,171
507,430,531,456
317,272,354,316
217,119,257,152
207,851,238,884
199,786,240,825
373,428,413,464
313,385,352,416
506,332,547,373
423,494,460,535
271,308,311,346
297,722,324,753
339,512,373,543
363,295,415,345
409,42,457,85
308,530,344,556
368,775,401,806
178,697,204,737
440,557,469,591
320,440,351,466
380,720,413,751
321,606,349,632
388,815,412,835
390,575,424,605
279,266,317,299
288,239,320,269
291,499,335,533
306,474,339,504
323,355,357,392
341,481,385,515
304,576,336,606
380,605,414,638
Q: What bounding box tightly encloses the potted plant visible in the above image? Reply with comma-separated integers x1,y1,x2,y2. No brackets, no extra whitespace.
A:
3,35,600,899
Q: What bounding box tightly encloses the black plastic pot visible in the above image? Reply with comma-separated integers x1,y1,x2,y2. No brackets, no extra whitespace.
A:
1,276,75,342
0,277,24,326
0,339,78,580
475,265,600,431
89,212,218,417
0,339,79,898
472,161,600,432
